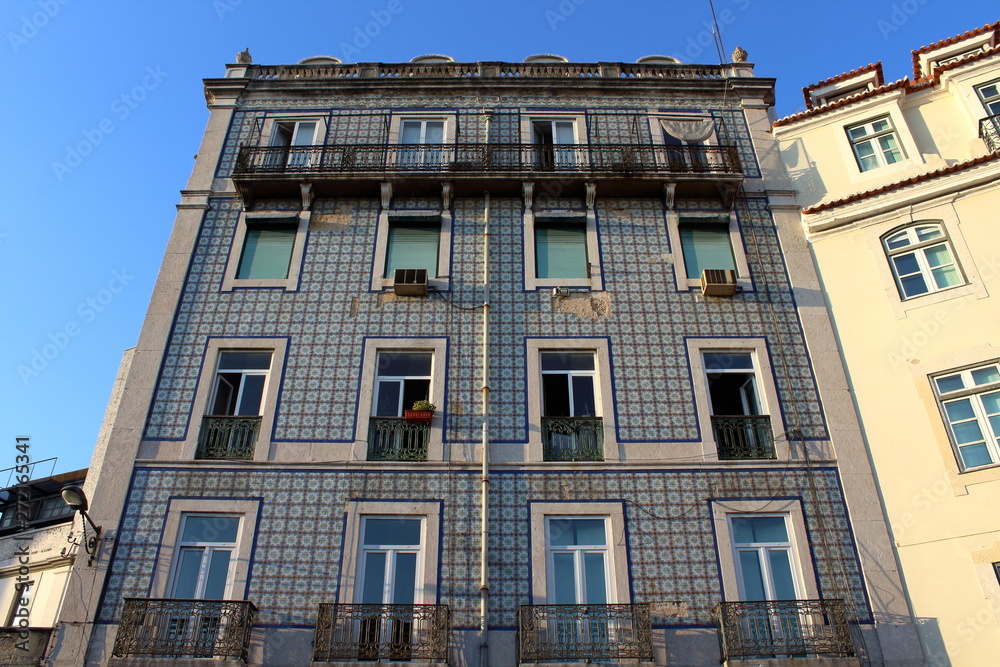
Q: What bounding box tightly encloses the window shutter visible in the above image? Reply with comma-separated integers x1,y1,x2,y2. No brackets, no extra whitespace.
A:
384,222,440,277
535,221,588,279
237,227,296,279
680,222,735,279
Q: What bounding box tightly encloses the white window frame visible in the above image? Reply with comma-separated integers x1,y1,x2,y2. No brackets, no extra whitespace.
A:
528,502,628,606
182,337,288,462
148,498,260,600
526,338,616,462
338,500,441,606
686,339,788,462
882,223,965,300
524,209,602,291
544,516,610,604
168,514,241,600
221,211,309,291
373,350,434,418
975,79,1000,116
520,113,587,169
710,499,817,603
259,114,327,148
665,210,751,292
932,361,1000,472
355,338,447,462
846,115,906,173
370,210,453,293
355,516,425,604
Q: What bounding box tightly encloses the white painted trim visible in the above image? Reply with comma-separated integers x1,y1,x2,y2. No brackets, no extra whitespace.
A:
523,208,602,291
221,211,309,292
665,210,751,292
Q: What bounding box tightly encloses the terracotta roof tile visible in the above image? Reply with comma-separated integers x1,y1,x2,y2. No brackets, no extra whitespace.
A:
802,153,999,214
911,21,1000,78
802,63,883,110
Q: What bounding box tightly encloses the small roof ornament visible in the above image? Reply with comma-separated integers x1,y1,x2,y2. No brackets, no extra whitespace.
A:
236,48,252,65
731,46,747,63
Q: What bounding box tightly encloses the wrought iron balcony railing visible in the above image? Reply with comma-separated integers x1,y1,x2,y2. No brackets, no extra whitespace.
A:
196,415,261,460
0,627,52,666
368,417,430,461
980,114,1000,154
112,598,257,661
234,143,741,177
713,599,854,659
519,603,653,663
313,603,450,662
542,416,604,461
711,415,776,460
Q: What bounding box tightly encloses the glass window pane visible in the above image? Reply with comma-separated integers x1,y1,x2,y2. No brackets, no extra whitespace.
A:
237,227,295,280
872,119,890,132
738,550,766,601
571,375,597,417
703,352,754,371
552,552,577,604
236,374,265,416
944,399,976,422
535,222,588,279
892,253,920,275
377,351,432,377
732,516,788,543
204,550,232,599
549,519,606,546
885,232,911,250
183,516,240,543
952,421,984,445
960,443,993,469
915,226,943,242
292,122,316,146
393,553,417,605
767,549,796,600
375,380,401,417
900,274,929,298
384,223,440,277
583,553,608,604
680,223,735,278
854,141,875,159
935,375,965,393
173,548,205,598
425,121,444,144
972,368,1000,387
541,351,595,371
400,121,422,144
923,244,953,268
981,391,1000,413
931,265,961,289
364,518,422,546
847,126,868,140
361,552,387,603
218,352,272,371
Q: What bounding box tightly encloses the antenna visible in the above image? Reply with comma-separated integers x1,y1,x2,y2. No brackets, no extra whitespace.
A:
707,0,727,65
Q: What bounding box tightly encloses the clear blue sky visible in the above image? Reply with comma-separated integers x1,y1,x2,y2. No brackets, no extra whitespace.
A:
2,0,995,477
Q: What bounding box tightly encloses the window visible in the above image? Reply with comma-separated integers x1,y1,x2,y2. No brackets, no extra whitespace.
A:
269,120,320,169
679,217,737,280
934,362,1000,471
883,224,963,299
729,515,801,602
846,116,904,172
540,351,602,461
384,220,441,279
546,517,609,605
702,351,774,460
535,218,588,280
170,515,241,600
657,117,716,171
532,119,578,168
222,212,307,291
208,351,271,418
976,80,1000,116
398,120,444,166
358,517,423,605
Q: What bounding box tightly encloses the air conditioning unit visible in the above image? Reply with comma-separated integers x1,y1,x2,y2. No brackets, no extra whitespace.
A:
700,269,738,297
393,268,428,296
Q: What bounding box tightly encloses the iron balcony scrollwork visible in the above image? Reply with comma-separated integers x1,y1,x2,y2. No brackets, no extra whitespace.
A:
312,603,450,662
713,599,855,659
111,598,257,661
711,415,776,460
519,603,653,663
542,417,604,461
368,417,430,461
980,114,1000,154
196,415,260,460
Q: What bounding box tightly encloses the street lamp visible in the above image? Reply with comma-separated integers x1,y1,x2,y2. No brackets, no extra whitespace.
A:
60,485,102,566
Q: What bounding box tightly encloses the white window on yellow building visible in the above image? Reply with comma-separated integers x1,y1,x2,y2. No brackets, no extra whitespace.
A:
975,79,1000,116
934,362,1000,471
846,116,904,172
882,223,963,299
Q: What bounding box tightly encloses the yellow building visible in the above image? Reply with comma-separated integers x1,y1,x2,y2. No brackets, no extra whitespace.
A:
774,22,1000,666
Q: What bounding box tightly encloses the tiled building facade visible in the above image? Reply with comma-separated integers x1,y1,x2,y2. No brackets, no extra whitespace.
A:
51,55,923,666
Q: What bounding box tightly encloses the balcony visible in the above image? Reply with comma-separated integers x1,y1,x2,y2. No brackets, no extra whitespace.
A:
0,628,52,666
711,415,776,460
367,417,430,461
111,598,257,661
542,417,604,461
312,603,450,662
518,603,653,663
232,143,743,203
981,114,1000,153
196,415,260,460
713,599,854,660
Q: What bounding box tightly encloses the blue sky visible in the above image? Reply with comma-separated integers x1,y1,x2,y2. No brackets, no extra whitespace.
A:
2,0,996,477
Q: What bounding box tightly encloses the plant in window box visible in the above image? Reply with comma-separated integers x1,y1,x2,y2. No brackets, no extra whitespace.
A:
404,400,436,424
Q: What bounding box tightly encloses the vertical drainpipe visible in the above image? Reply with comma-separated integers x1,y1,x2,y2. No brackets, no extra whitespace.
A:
479,108,493,667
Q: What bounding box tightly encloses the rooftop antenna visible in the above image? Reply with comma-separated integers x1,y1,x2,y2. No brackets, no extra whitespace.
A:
707,0,727,65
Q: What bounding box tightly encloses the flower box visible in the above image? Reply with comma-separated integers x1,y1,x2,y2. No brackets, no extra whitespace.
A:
404,410,434,424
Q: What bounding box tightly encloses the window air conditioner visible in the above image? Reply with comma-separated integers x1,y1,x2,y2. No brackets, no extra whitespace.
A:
393,268,428,296
700,269,738,297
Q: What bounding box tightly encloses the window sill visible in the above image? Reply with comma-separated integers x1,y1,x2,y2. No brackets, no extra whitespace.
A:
222,277,298,291
894,281,982,319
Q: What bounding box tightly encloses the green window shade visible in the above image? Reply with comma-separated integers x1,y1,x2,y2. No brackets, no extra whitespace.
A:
679,222,735,279
536,221,588,279
384,222,440,277
236,226,295,279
